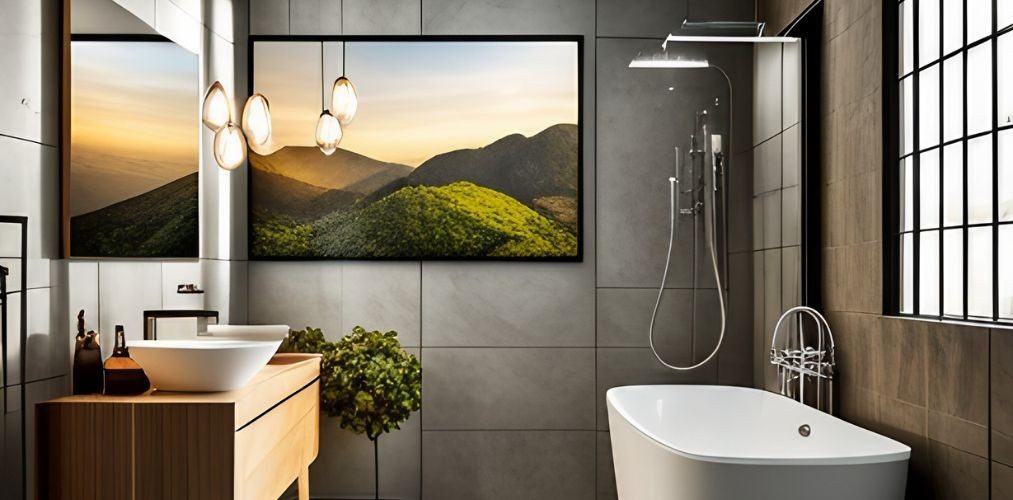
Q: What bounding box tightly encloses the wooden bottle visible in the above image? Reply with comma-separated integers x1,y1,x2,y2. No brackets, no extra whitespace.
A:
103,325,150,395
72,310,103,394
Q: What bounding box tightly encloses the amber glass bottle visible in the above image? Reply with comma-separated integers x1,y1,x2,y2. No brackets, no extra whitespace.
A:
103,325,150,395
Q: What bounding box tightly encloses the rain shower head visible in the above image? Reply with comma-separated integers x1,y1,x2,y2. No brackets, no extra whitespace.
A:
628,51,708,68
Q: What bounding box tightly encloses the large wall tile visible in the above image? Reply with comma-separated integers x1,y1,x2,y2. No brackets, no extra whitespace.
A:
781,123,800,187
994,328,1013,466
0,137,59,267
596,432,617,500
596,347,717,430
927,441,989,500
161,261,204,310
727,151,755,254
996,461,1013,500
97,261,162,348
249,0,289,34
756,190,781,250
4,292,23,386
422,430,595,500
423,0,593,35
342,262,420,347
0,0,60,146
344,0,420,34
596,0,684,38
781,38,800,129
421,263,594,347
248,261,342,338
752,132,781,195
596,288,693,350
720,252,753,386
422,348,595,430
310,411,420,499
926,323,989,457
24,286,67,383
752,43,782,146
290,0,343,35
596,38,729,288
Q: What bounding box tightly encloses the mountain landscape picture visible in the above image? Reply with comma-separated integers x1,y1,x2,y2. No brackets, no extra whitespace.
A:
250,40,581,259
69,40,198,257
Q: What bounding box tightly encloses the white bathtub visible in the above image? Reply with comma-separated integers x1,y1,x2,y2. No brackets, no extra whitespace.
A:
606,385,910,500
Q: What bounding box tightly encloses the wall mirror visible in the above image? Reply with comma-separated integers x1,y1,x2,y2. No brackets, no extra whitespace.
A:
63,0,200,258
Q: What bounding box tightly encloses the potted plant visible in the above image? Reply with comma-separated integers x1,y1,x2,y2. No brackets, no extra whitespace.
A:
281,326,422,500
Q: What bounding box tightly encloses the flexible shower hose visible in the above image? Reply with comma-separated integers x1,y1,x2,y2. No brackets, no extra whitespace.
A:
649,173,726,371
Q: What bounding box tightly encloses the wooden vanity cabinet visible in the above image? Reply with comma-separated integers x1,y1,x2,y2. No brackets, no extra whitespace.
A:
35,354,321,500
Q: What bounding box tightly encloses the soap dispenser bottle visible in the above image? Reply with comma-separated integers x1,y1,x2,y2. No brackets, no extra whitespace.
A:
72,310,103,394
103,325,150,395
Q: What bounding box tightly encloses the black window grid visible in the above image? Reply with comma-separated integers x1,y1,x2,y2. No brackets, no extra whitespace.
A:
887,0,1013,326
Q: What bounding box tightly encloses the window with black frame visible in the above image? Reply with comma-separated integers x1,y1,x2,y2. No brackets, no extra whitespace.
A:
887,0,1013,324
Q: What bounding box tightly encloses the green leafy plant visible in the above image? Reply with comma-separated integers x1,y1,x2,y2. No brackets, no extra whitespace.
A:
280,325,421,500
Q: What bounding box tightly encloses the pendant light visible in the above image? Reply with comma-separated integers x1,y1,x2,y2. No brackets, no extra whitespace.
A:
330,41,358,125
202,81,231,132
315,41,343,155
242,93,273,155
213,122,247,171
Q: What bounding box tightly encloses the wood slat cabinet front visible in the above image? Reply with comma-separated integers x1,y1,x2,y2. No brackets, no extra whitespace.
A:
36,354,321,500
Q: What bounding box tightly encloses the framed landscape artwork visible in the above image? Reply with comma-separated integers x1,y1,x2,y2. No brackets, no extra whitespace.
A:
249,36,583,260
68,36,199,258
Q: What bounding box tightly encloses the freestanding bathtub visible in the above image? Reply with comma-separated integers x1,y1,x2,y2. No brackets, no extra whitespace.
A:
606,385,910,500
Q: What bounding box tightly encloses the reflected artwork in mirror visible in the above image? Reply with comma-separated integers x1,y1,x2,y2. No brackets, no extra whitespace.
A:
249,37,583,260
67,35,199,258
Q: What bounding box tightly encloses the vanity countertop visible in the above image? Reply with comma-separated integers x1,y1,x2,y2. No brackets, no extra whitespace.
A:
45,353,322,430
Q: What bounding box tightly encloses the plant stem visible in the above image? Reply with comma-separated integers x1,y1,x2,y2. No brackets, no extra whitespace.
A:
373,437,379,500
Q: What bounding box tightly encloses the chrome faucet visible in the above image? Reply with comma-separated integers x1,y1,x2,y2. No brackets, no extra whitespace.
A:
769,306,836,414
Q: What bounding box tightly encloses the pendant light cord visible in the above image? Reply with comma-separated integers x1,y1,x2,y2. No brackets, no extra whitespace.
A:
320,41,325,112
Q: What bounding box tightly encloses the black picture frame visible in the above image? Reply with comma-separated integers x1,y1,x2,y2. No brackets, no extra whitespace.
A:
247,35,585,262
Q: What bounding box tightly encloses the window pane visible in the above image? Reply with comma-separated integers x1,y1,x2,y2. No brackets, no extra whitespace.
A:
943,0,964,54
968,226,993,317
968,0,992,43
1002,0,1013,30
999,33,1013,126
902,77,915,155
1001,129,1012,221
969,134,994,224
902,156,915,231
968,41,993,136
943,142,964,226
920,230,941,315
1001,225,1012,319
943,53,964,142
920,64,941,148
920,0,941,66
943,228,964,316
901,1,914,75
901,233,914,313
921,150,941,229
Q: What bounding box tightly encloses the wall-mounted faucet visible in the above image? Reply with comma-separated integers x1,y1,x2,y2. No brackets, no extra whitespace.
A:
143,310,219,340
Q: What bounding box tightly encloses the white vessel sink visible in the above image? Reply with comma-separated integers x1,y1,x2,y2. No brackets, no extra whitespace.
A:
128,339,281,392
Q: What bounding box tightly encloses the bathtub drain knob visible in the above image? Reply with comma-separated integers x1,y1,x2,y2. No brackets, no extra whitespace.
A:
798,424,811,437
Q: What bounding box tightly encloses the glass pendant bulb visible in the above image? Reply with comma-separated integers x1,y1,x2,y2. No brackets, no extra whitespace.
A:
330,76,358,125
202,81,231,132
213,122,247,171
315,110,342,155
241,93,273,154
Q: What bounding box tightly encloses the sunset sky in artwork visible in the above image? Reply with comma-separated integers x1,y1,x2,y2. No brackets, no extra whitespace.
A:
253,41,579,167
71,41,197,216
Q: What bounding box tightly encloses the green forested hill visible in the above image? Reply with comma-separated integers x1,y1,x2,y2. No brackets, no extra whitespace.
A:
266,181,577,258
70,172,198,257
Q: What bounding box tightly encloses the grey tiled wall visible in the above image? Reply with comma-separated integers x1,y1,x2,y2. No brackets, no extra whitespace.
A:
750,40,802,391
247,1,754,499
0,1,67,499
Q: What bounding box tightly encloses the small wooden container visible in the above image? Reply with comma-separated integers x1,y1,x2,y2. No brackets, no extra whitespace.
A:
103,325,150,396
